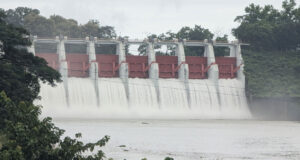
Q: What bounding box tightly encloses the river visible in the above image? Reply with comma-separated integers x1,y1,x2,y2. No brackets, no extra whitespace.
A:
54,119,300,160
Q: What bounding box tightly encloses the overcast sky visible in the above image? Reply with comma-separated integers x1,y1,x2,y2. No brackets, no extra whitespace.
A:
2,0,300,40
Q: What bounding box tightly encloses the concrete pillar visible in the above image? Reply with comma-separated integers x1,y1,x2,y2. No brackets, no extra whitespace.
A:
87,37,100,107
229,45,236,57
234,42,245,85
175,41,189,80
56,36,68,78
27,36,36,55
175,40,191,108
86,37,98,80
146,42,159,80
116,40,128,79
146,40,161,107
204,39,219,81
116,40,129,100
56,36,69,106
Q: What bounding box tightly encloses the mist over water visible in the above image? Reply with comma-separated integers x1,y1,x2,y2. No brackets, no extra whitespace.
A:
37,78,251,119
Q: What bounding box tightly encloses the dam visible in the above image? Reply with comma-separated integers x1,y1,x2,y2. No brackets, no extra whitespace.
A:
30,36,251,119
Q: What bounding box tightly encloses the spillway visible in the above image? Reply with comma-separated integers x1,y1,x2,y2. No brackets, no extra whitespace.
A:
37,78,251,119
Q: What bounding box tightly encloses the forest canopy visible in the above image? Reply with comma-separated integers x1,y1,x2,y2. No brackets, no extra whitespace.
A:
4,7,117,38
233,0,300,51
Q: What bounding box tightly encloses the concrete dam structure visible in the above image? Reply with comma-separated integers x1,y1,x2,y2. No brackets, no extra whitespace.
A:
31,36,251,119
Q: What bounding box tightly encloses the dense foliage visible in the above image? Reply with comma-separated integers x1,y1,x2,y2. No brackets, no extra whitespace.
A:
4,7,118,54
0,92,109,160
5,7,116,38
0,9,60,103
242,49,300,98
0,9,110,160
233,0,300,51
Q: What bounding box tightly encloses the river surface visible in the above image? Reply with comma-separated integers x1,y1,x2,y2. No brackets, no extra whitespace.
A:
53,120,300,160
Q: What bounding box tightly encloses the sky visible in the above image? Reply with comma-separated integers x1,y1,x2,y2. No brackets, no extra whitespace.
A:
1,0,300,40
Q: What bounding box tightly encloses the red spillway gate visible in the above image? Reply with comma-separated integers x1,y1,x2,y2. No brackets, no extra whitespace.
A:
156,56,178,78
36,53,241,79
186,56,208,79
215,57,237,79
126,55,148,78
36,53,59,70
66,53,89,77
96,54,119,77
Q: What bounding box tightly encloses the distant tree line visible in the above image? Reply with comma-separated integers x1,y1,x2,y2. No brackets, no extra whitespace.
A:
4,7,118,54
3,7,229,56
233,0,300,51
4,7,116,38
137,26,229,56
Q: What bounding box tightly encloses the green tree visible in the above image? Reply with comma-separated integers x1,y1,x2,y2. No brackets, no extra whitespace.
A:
233,0,300,100
50,15,80,37
177,25,213,41
233,0,300,51
79,20,116,38
24,13,55,37
0,9,110,160
5,7,117,39
242,49,300,97
0,92,110,160
137,34,163,56
214,35,230,57
4,7,39,27
4,7,119,56
0,9,60,103
138,25,215,56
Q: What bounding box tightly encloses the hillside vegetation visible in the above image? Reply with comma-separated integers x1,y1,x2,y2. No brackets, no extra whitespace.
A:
242,49,300,98
233,0,300,99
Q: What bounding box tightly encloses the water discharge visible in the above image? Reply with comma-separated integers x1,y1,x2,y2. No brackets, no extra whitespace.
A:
37,78,251,119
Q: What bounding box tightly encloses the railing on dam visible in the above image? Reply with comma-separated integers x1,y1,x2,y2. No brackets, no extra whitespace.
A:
31,36,245,80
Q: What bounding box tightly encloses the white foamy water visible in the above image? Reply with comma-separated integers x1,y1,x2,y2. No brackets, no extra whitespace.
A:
68,78,98,108
37,77,251,119
159,79,189,109
38,82,67,117
188,79,222,117
128,78,158,108
98,78,128,108
218,79,250,118
54,120,300,160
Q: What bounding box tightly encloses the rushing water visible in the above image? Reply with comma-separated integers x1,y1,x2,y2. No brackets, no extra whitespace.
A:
37,78,251,119
38,78,298,159
54,120,300,160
